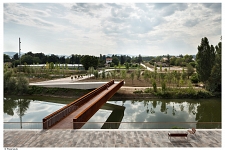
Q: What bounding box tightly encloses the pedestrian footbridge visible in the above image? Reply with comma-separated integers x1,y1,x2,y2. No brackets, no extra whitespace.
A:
42,80,124,129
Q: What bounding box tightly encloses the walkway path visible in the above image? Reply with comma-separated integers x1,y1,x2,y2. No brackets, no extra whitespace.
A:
4,129,221,147
30,69,115,84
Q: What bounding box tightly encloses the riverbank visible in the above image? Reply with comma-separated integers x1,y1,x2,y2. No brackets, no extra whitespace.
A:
4,85,158,99
4,85,220,100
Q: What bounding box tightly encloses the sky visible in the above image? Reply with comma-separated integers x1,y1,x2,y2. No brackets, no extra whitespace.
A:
3,2,222,57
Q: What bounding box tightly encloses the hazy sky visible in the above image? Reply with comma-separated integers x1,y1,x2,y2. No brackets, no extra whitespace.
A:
3,2,221,57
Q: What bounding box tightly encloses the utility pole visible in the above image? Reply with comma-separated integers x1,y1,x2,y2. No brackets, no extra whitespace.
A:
19,37,21,65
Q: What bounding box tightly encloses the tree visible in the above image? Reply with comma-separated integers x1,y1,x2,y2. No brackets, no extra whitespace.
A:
4,70,13,92
136,67,141,80
137,54,142,64
88,67,94,77
4,54,11,62
144,70,150,86
196,37,215,84
13,53,19,60
207,42,221,92
186,64,195,79
101,69,106,79
161,80,166,93
184,54,193,63
21,55,33,64
34,52,46,64
166,54,170,67
190,73,199,84
59,56,66,64
121,70,126,79
120,55,125,65
16,75,29,94
112,57,119,66
33,57,40,64
130,71,134,84
126,56,131,63
170,57,176,66
93,70,99,79
48,54,59,63
125,62,129,70
81,55,99,70
99,54,105,66
152,79,157,92
70,54,75,64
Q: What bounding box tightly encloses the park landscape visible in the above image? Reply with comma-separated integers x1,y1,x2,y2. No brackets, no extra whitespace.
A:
4,37,221,99
3,3,221,148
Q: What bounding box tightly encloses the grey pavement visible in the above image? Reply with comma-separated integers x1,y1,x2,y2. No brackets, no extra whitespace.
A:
4,129,221,148
140,63,154,72
29,69,114,84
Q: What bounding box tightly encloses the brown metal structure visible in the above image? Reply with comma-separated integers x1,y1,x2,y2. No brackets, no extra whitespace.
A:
42,80,124,129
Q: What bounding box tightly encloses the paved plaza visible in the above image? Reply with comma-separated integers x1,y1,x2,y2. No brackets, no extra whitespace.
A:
4,129,221,148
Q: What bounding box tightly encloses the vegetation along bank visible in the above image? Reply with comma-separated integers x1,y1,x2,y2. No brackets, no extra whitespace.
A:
4,37,221,99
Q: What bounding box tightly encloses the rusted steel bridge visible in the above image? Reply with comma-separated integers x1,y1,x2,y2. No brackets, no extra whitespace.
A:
43,80,124,129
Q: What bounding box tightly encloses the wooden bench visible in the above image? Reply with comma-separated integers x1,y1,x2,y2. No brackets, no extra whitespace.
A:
168,132,188,141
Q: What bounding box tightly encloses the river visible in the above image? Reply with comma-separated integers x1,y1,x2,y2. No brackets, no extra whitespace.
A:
4,96,221,129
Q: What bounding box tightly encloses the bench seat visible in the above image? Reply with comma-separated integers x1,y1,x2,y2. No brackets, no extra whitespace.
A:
168,132,188,141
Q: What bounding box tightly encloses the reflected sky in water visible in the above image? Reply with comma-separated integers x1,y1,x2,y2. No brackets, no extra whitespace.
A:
4,99,65,122
4,97,221,129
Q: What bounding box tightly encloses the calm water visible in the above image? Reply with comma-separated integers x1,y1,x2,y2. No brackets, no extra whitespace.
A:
4,96,221,129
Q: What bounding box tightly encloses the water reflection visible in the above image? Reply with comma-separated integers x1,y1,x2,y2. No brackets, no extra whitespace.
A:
101,103,125,129
4,97,65,124
4,97,31,128
105,99,221,129
4,96,221,129
17,99,30,128
195,100,221,129
4,97,17,116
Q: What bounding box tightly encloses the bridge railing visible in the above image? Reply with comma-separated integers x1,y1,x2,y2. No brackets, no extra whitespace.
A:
73,80,124,129
43,80,115,129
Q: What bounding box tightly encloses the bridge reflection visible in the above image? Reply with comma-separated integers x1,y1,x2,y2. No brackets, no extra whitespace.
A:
101,103,125,129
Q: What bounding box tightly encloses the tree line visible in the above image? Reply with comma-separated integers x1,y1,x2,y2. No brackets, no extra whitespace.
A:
3,36,221,94
4,52,144,70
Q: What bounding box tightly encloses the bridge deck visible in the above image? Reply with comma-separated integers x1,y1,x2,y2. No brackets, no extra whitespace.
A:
50,83,118,129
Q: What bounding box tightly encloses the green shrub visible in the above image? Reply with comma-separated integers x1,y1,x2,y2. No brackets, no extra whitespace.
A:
16,76,29,94
161,81,166,93
153,81,157,92
190,73,199,83
7,77,17,93
148,87,213,99
133,90,143,94
196,90,212,98
4,70,13,91
144,88,151,93
157,91,172,98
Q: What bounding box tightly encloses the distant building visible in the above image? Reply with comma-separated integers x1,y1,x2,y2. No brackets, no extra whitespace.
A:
161,57,168,62
155,62,168,67
106,57,112,64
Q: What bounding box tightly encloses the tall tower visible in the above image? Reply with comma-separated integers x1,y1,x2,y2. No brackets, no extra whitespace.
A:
19,37,21,65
